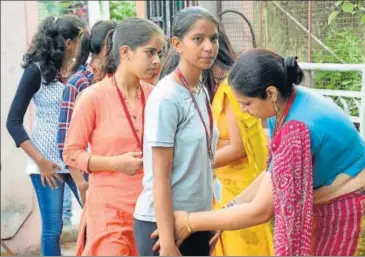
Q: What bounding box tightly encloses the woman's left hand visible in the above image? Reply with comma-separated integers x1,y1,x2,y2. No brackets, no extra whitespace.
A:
78,182,88,206
151,211,192,252
209,230,222,254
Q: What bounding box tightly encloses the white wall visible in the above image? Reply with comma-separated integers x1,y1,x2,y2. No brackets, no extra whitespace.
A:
198,1,218,18
1,1,41,254
87,1,110,27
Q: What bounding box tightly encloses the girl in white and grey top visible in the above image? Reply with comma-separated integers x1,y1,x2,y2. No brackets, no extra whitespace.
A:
135,73,219,219
134,6,220,256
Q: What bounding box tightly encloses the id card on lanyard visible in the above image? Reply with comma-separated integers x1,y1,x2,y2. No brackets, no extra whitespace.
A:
175,67,215,170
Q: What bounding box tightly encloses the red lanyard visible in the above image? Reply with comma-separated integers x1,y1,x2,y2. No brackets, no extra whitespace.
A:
273,89,297,138
112,75,146,151
175,67,214,163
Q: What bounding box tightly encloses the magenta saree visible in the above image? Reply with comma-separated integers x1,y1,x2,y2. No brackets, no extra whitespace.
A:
269,120,313,256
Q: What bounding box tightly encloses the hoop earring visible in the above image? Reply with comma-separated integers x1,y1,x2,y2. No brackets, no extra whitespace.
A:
272,100,279,113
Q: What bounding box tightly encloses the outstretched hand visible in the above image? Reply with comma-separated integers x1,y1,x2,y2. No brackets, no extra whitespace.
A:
150,211,192,252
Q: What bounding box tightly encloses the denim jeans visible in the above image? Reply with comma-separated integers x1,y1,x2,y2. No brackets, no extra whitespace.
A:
30,174,82,256
134,219,213,256
63,172,89,223
62,184,73,223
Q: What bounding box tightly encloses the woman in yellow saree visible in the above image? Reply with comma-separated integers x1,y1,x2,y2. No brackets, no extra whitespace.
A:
205,25,274,256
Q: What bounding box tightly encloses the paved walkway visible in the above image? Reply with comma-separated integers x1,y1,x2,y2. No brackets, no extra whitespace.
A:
60,192,81,256
20,192,82,256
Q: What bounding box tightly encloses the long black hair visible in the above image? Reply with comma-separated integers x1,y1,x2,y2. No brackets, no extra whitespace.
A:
228,49,304,99
159,47,180,80
22,15,87,84
71,20,117,74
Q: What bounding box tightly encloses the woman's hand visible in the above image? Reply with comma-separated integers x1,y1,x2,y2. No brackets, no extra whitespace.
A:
112,152,143,175
207,199,235,252
159,244,182,256
37,158,63,189
209,230,222,254
151,211,192,252
78,181,89,205
69,167,88,206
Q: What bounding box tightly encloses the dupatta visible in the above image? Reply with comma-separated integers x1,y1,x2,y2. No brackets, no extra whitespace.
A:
269,120,313,256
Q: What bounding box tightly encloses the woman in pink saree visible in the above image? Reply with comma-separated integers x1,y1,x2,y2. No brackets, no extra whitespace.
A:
151,49,365,256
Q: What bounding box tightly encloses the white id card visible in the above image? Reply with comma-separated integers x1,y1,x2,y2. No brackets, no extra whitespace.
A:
213,178,222,202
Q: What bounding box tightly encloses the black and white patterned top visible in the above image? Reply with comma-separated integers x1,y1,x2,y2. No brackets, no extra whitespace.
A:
7,63,68,174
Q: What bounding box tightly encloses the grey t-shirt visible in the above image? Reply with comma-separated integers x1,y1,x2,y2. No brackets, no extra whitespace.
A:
134,74,219,222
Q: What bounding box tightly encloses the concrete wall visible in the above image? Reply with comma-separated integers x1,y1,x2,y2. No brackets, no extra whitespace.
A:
88,1,110,27
1,2,93,254
136,1,146,18
1,1,41,254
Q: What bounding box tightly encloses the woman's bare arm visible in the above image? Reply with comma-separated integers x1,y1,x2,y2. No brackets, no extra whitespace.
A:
231,171,266,204
153,147,177,249
215,98,246,168
190,172,273,231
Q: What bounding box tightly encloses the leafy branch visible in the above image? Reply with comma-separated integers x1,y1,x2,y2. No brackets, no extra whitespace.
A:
328,0,365,26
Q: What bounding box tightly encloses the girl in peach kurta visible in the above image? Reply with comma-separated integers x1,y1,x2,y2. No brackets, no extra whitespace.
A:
63,18,165,256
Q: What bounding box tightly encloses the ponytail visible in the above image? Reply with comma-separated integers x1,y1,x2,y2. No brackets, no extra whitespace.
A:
159,47,180,80
71,20,117,75
71,30,90,73
103,29,116,75
22,15,86,84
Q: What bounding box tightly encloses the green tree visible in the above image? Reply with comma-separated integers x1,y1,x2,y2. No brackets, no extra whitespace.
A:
328,0,365,26
312,28,363,116
109,1,136,22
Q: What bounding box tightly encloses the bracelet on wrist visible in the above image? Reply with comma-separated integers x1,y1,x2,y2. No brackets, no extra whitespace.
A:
225,199,237,208
185,212,193,234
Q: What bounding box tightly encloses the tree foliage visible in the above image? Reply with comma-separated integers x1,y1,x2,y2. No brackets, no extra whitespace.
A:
109,1,137,22
328,0,365,26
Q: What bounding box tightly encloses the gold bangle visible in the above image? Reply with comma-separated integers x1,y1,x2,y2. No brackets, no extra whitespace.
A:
185,212,193,234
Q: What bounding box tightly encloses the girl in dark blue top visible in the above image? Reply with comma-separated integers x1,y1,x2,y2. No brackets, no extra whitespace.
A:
6,15,87,256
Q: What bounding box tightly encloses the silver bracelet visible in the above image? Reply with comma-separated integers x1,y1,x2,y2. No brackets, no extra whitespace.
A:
225,199,237,208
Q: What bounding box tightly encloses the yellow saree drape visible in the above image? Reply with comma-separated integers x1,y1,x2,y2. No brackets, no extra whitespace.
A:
211,80,274,256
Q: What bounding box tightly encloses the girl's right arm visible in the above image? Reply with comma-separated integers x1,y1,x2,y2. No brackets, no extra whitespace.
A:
63,88,142,175
148,96,181,255
153,147,180,255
